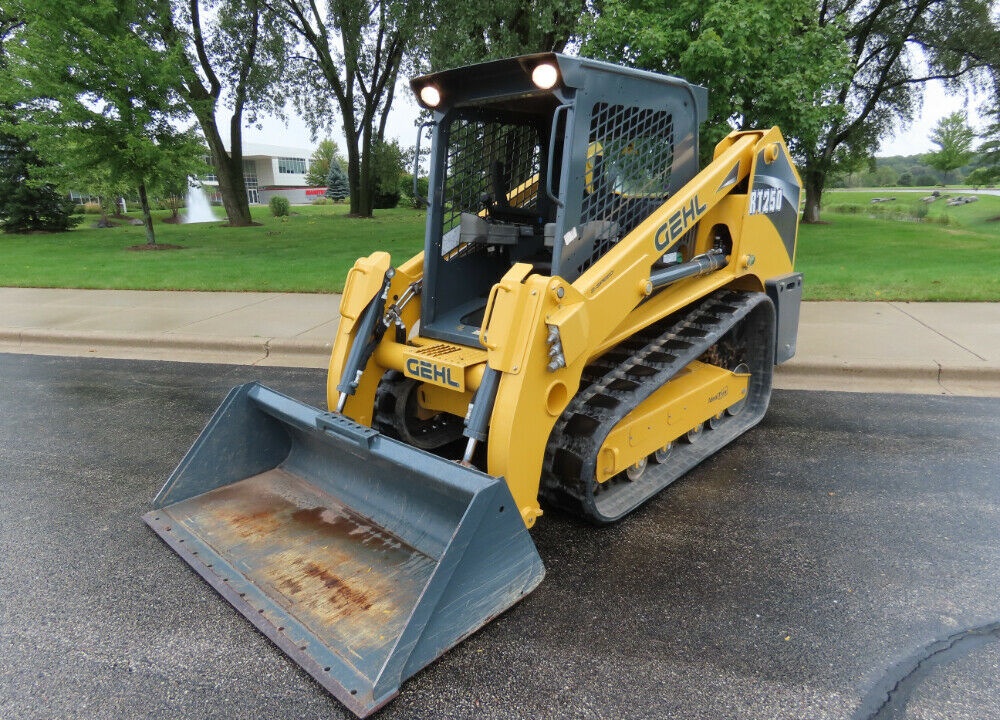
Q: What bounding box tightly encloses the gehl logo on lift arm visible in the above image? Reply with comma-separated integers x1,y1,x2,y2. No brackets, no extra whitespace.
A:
654,195,707,251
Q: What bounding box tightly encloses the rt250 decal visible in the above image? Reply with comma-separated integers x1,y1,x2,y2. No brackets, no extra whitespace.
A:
749,186,783,215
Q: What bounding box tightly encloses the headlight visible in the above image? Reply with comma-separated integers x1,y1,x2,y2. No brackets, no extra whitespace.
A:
419,85,441,108
531,63,559,90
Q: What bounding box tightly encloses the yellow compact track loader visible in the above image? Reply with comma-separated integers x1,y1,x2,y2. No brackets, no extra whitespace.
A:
146,53,803,717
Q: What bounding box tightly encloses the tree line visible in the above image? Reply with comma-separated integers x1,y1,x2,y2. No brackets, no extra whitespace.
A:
1,0,999,235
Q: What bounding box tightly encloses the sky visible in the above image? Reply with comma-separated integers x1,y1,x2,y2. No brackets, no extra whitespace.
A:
877,80,987,156
242,87,422,158
242,77,988,161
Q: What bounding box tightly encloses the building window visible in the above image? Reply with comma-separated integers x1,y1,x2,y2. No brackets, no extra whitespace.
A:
202,155,217,182
278,157,307,174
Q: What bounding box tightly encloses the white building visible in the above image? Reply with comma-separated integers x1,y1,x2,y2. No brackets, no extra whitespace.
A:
203,142,326,205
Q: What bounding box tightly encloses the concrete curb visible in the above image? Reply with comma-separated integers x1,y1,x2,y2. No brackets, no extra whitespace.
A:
0,328,332,367
774,358,1000,396
3,327,999,396
777,357,1000,382
0,328,267,352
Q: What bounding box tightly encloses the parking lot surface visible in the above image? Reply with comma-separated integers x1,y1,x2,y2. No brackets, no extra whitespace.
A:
1,353,997,719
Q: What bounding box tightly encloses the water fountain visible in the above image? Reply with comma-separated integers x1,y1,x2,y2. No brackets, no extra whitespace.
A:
184,182,217,223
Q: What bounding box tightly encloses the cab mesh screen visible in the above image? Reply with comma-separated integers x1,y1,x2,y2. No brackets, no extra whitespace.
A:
442,118,541,242
575,103,674,274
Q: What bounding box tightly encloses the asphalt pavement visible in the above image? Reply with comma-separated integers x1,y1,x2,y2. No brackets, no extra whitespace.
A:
1,354,998,719
1,287,999,396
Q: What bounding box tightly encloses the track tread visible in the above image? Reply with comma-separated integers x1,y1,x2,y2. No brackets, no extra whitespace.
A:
540,289,775,524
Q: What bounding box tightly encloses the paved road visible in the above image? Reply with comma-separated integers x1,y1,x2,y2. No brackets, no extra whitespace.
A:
1,354,998,720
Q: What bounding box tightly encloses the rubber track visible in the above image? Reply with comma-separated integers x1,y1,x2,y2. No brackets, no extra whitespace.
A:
540,289,775,524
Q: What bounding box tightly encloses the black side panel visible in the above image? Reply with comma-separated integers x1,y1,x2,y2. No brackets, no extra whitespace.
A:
766,272,803,364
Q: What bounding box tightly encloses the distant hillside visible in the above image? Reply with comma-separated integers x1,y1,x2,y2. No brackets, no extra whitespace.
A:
830,153,982,188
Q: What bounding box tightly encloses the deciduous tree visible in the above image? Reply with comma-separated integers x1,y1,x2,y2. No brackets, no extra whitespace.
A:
371,138,405,209
583,0,851,167
141,0,289,226
423,0,586,70
925,111,975,181
974,107,1000,184
799,0,1000,221
306,139,346,187
5,0,208,244
267,0,427,217
584,0,1000,223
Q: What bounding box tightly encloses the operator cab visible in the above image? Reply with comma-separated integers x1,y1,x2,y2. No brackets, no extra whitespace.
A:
410,53,707,347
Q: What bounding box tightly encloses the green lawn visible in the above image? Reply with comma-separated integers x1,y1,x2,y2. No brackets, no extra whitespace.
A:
2,192,998,300
797,191,1000,301
0,203,426,293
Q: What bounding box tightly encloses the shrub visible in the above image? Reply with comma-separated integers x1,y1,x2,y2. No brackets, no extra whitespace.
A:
826,203,862,214
372,139,404,209
83,201,103,214
911,201,928,220
161,195,185,219
269,195,290,217
311,196,332,205
400,173,429,209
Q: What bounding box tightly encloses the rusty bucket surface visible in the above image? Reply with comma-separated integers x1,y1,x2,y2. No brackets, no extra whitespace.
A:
144,383,545,717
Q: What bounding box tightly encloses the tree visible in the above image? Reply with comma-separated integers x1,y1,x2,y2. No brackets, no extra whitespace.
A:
424,0,586,70
970,104,1000,184
583,0,852,165
0,9,78,233
0,133,80,233
135,0,289,227
586,1,1000,222
2,0,283,229
371,139,405,208
0,8,19,60
925,112,975,182
267,0,427,217
797,0,1000,222
306,139,346,187
4,1,208,244
325,162,350,201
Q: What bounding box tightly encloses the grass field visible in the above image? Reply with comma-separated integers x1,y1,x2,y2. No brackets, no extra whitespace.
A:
0,204,427,293
796,190,1000,302
798,190,1000,301
1,191,998,299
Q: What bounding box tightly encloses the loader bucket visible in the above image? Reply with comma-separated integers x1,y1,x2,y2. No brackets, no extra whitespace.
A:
144,383,545,717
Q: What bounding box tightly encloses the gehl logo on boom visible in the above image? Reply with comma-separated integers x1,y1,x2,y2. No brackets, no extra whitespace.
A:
654,195,708,251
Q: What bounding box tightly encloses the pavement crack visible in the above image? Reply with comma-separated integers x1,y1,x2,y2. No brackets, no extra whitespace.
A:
855,620,1000,720
934,360,947,393
171,295,276,332
251,339,272,366
889,303,987,361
